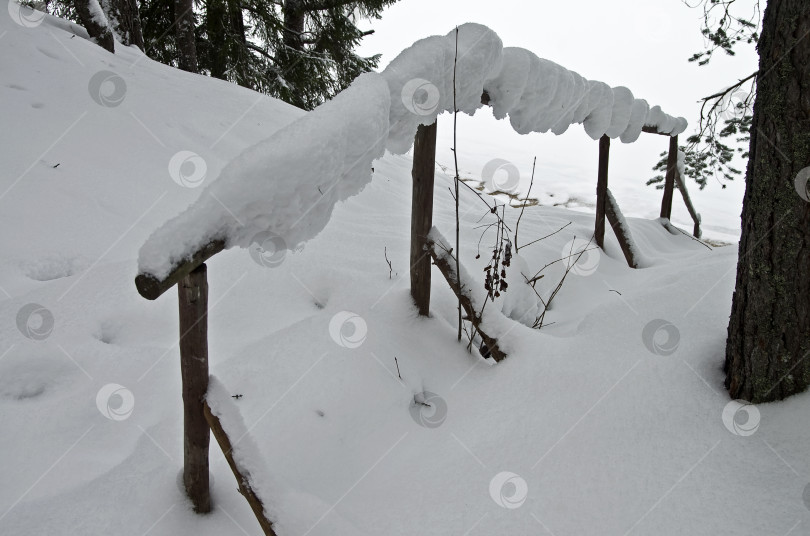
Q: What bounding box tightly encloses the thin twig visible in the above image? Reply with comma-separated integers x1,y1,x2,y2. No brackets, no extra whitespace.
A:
519,222,572,251
453,26,462,342
384,246,393,279
697,70,759,127
669,224,714,250
532,235,596,329
515,156,536,252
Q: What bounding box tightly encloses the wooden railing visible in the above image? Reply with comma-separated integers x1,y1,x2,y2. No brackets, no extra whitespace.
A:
408,95,702,317
133,65,700,536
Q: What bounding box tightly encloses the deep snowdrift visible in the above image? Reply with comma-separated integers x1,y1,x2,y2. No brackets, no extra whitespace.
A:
1,10,808,536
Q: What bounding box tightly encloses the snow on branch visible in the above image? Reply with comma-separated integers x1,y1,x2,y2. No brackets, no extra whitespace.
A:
204,376,279,534
137,23,686,281
426,227,515,361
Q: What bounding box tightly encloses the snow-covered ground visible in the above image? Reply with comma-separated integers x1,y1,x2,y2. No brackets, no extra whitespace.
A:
1,10,808,536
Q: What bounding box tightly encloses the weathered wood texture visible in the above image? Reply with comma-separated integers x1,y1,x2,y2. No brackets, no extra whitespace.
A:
673,169,702,238
410,122,437,316
595,135,610,249
425,235,507,362
179,264,211,513
174,0,198,72
660,135,678,219
203,402,278,536
604,189,638,269
135,239,225,300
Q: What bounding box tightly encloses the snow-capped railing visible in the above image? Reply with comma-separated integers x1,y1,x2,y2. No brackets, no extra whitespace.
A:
135,23,691,299
132,23,700,532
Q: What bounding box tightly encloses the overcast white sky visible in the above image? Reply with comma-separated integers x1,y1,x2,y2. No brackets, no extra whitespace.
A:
357,0,760,241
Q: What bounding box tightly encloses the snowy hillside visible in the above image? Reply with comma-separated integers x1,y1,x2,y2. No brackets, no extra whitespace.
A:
1,10,809,536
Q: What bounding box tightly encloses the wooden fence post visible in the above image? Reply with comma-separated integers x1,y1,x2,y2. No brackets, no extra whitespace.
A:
179,263,211,513
660,135,678,219
410,121,437,316
595,135,610,249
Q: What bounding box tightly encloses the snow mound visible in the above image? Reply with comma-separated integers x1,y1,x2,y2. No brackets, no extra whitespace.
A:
137,23,687,280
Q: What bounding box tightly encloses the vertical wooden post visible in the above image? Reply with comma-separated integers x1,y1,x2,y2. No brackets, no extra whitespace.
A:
179,263,211,513
410,121,437,316
595,135,610,249
660,135,678,220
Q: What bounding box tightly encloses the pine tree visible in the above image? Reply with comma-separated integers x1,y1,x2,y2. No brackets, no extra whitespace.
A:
46,0,397,108
100,0,144,50
197,0,398,109
73,0,115,53
648,1,760,190
670,0,809,402
139,0,177,65
174,0,198,72
724,0,810,402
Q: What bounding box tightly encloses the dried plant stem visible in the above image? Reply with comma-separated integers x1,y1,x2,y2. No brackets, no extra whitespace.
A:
452,26,461,342
515,156,536,251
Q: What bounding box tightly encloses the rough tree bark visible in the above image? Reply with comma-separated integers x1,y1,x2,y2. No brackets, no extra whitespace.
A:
725,0,810,402
207,0,247,81
276,0,306,106
282,0,305,52
175,0,198,72
73,0,115,53
101,0,144,50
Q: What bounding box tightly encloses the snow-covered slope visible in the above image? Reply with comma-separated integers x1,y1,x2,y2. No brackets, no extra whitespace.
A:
1,11,808,536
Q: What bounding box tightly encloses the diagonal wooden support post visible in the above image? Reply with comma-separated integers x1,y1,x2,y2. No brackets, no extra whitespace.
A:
203,401,278,535
605,189,638,269
425,232,507,362
673,167,702,238
179,263,211,513
410,121,437,316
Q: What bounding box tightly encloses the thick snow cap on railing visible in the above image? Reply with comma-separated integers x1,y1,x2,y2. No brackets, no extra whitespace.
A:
137,23,687,280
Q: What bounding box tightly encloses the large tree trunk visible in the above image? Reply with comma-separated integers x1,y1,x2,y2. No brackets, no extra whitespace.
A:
206,0,247,82
174,0,198,72
276,0,307,107
725,0,810,402
206,0,229,80
282,0,305,51
73,0,115,53
101,0,144,50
